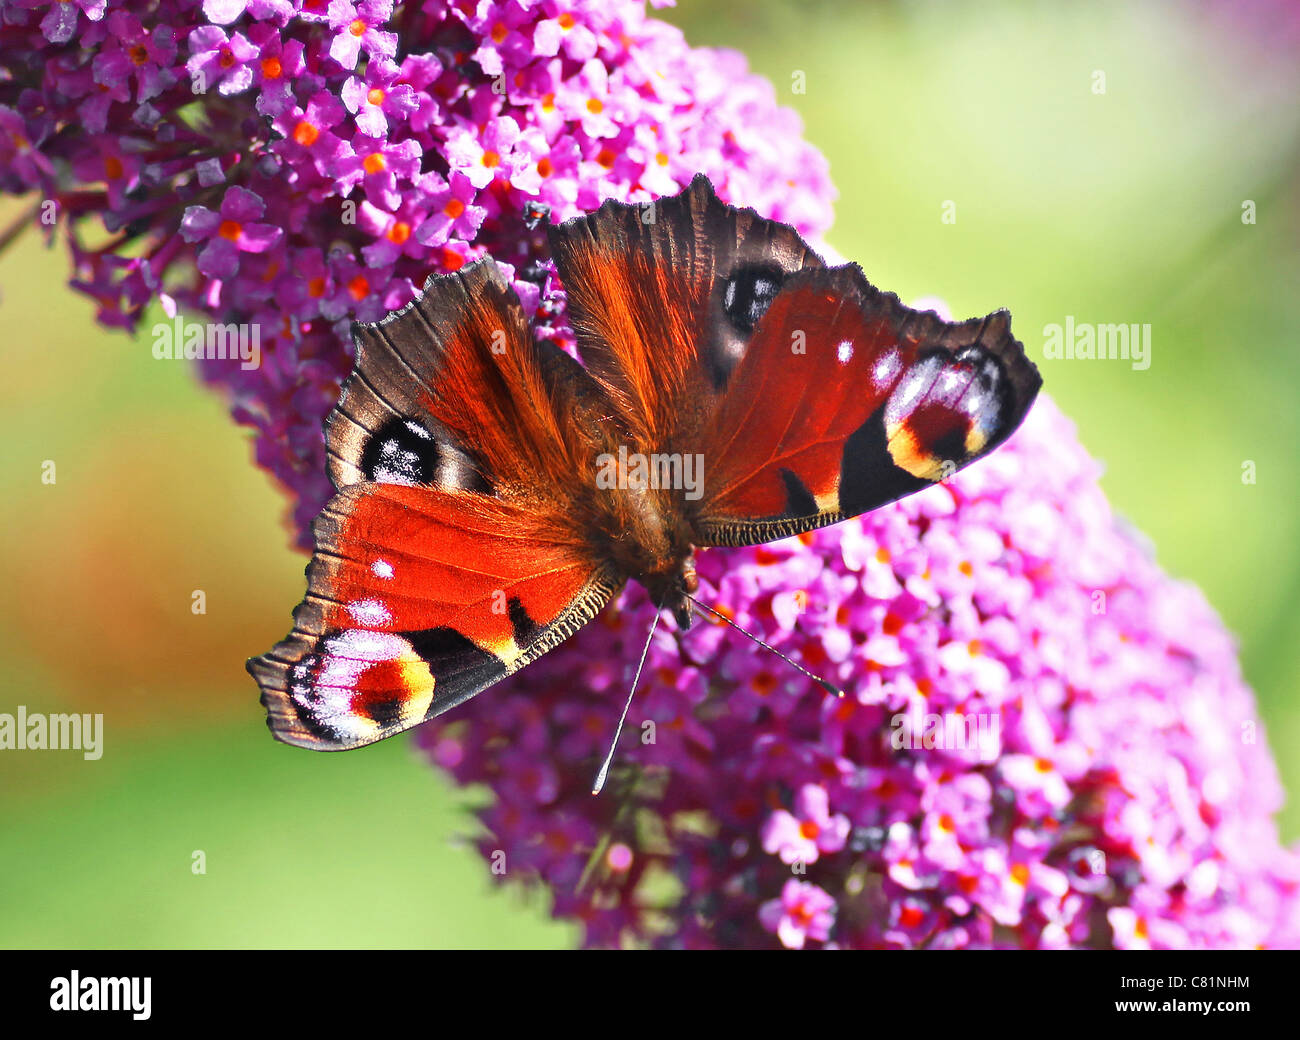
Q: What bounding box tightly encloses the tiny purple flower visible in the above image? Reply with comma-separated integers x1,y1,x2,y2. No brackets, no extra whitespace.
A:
187,26,257,97
326,0,398,70
759,880,837,949
340,58,417,137
762,784,851,865
180,186,283,280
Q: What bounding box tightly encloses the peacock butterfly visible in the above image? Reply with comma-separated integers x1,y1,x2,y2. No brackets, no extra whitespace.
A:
248,175,1041,786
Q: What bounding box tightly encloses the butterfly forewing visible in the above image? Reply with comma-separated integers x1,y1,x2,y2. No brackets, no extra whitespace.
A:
547,173,823,446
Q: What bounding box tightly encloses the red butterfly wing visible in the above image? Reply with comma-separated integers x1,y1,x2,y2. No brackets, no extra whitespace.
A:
327,258,601,497
694,266,1041,546
249,260,621,750
548,177,1040,548
547,174,823,446
251,483,619,749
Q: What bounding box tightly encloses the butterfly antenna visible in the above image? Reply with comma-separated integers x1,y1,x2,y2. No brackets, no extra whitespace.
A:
591,609,661,796
685,593,843,698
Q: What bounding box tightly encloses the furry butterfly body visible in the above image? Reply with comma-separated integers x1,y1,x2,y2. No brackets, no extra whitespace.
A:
249,176,1041,752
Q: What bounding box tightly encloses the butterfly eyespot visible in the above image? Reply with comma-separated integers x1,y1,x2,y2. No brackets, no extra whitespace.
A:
721,263,787,334
285,630,439,743
360,417,438,485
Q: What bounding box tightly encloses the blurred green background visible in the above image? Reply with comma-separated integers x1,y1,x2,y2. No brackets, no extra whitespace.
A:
1,0,1297,948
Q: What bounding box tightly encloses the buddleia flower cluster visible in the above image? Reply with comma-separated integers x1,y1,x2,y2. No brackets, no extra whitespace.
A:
421,394,1300,949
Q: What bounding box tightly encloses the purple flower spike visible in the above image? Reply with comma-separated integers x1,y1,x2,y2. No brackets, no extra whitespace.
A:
420,395,1300,949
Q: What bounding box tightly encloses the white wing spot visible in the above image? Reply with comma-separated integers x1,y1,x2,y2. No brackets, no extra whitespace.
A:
347,599,392,627
836,339,854,364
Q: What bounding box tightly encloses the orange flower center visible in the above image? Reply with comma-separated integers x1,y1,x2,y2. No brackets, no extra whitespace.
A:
219,47,235,69
307,277,326,298
558,13,575,29
481,150,500,168
129,44,149,66
103,156,124,180
799,820,820,840
490,22,508,43
541,92,555,112
444,198,465,218
536,157,554,178
586,97,603,114
655,151,668,166
347,275,370,301
595,147,616,168
292,121,319,146
442,247,465,272
386,222,411,245
261,56,282,79
363,152,386,174
218,220,242,241
349,19,366,37
367,88,385,106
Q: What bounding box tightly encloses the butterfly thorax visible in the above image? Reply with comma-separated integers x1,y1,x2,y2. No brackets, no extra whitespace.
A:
589,467,699,629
